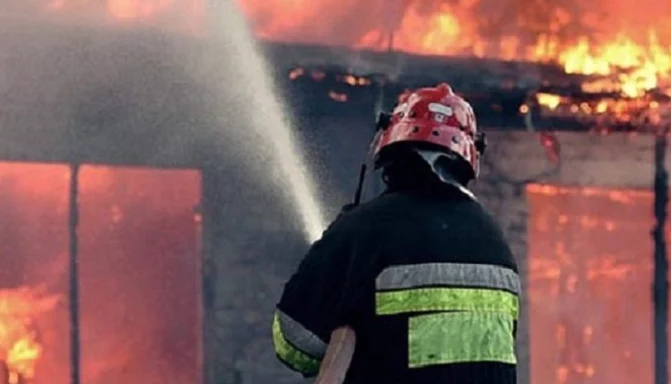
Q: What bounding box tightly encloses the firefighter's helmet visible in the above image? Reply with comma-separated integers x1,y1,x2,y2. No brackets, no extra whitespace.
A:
372,83,486,183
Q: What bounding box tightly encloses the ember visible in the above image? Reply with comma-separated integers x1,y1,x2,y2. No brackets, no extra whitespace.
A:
328,90,348,102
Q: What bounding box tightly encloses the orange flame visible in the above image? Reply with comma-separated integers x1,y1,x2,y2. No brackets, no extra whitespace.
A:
527,185,659,383
0,287,61,384
237,0,671,102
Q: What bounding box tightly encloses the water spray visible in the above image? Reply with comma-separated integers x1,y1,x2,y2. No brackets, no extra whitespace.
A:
210,1,327,243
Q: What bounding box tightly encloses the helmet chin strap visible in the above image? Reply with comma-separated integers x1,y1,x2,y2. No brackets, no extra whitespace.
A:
414,149,477,201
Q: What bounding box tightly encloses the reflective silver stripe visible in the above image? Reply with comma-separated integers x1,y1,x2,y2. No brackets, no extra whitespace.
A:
275,309,327,359
376,263,520,294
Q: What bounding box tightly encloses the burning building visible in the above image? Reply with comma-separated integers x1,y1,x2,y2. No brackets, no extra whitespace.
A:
240,4,671,382
1,1,671,384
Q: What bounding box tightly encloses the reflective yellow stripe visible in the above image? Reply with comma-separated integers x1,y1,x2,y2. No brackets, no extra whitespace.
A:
271,312,321,375
274,309,327,357
375,287,518,317
375,264,519,368
408,311,516,367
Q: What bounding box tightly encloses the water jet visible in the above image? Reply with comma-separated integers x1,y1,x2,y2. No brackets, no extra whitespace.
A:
206,0,328,243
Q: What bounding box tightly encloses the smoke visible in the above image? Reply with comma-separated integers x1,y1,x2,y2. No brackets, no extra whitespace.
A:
0,6,330,382
0,4,316,384
239,0,405,46
0,1,205,33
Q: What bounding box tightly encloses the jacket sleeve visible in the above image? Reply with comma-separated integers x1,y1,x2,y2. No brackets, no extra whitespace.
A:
271,224,363,377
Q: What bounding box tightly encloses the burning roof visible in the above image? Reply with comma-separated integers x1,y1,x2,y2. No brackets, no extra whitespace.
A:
267,42,671,133
241,0,671,96
247,0,671,133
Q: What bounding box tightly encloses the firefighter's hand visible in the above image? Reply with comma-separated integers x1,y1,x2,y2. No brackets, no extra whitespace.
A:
314,326,356,384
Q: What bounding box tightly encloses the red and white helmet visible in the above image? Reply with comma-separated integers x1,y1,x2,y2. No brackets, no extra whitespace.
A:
372,83,485,182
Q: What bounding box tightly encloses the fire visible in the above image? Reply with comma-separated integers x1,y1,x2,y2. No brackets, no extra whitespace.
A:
560,33,671,98
237,0,671,125
0,163,202,384
0,287,61,384
355,2,476,57
527,184,660,383
536,93,562,110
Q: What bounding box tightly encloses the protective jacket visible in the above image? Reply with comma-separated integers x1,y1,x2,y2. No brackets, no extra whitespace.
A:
272,185,520,384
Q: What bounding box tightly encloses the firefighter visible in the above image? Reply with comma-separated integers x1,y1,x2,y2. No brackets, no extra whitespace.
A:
272,83,520,383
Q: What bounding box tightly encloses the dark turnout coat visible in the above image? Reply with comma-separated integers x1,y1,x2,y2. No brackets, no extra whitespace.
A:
272,186,519,384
